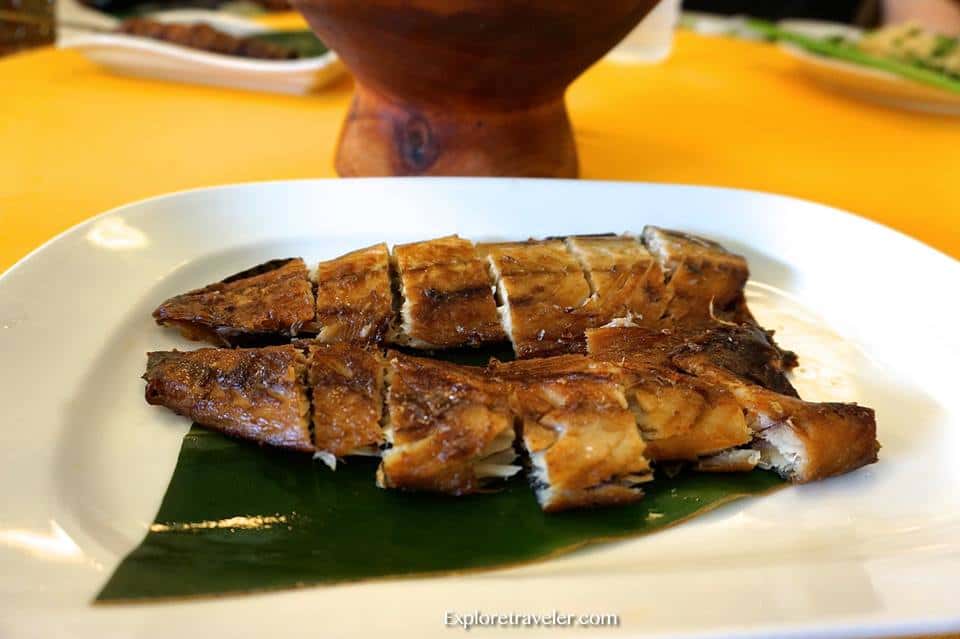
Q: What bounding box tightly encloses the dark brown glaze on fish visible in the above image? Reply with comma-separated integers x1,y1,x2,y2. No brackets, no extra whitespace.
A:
392,236,505,348
143,345,312,452
308,343,384,460
490,355,651,512
586,322,798,397
314,243,394,344
153,258,316,347
483,240,593,358
641,226,749,325
565,235,668,325
377,351,518,495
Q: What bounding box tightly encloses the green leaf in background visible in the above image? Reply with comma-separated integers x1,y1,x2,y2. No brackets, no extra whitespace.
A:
97,425,784,602
746,19,960,95
251,30,329,58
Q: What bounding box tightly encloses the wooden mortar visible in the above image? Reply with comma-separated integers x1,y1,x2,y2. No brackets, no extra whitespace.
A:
291,0,662,177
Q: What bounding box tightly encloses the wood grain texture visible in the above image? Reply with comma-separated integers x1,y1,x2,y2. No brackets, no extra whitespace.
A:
291,0,662,177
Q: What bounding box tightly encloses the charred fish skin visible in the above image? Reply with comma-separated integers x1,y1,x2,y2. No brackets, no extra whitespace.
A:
377,351,519,496
152,258,316,347
483,240,593,359
314,243,394,345
143,345,313,452
392,236,505,349
308,343,385,465
490,355,652,512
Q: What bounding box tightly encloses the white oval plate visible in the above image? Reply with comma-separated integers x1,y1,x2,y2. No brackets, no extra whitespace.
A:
1,179,959,639
57,9,343,95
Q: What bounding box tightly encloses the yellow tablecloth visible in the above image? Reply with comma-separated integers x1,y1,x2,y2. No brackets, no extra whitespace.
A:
1,27,959,273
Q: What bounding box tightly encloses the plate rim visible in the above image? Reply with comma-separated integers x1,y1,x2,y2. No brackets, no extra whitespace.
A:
3,178,957,285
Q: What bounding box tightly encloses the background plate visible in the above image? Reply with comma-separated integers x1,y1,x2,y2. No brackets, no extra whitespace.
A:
56,0,343,95
1,179,958,638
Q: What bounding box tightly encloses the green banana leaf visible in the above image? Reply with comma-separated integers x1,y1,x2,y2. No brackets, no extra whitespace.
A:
96,424,784,602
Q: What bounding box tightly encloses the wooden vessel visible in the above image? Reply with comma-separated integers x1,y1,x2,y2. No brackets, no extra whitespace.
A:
291,0,662,177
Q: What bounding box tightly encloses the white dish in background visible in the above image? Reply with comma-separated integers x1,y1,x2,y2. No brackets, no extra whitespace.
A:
0,179,958,639
780,42,960,116
57,4,343,95
681,13,960,115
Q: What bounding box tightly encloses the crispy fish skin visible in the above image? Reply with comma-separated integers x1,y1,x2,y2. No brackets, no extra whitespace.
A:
308,343,384,460
483,240,593,359
143,345,312,452
675,361,879,483
490,356,652,512
153,258,316,346
586,322,799,397
392,236,505,348
565,235,668,325
377,351,517,496
314,243,394,344
642,226,749,324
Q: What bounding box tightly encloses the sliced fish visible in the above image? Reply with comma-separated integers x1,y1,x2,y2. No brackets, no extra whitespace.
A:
490,355,652,512
377,351,519,495
642,226,749,324
565,234,667,325
392,235,504,348
314,243,394,344
308,343,385,467
483,239,592,358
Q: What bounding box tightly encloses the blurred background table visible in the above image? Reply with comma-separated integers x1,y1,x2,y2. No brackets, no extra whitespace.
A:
1,19,958,274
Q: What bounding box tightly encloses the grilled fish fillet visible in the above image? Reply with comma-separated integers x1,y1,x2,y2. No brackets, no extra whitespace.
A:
586,324,799,464
308,343,384,467
586,322,798,397
587,324,878,482
490,356,652,512
377,351,520,495
565,235,667,325
314,243,394,344
483,240,593,358
152,229,764,359
642,226,749,324
143,345,312,452
153,258,316,346
673,356,879,483
392,236,505,348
